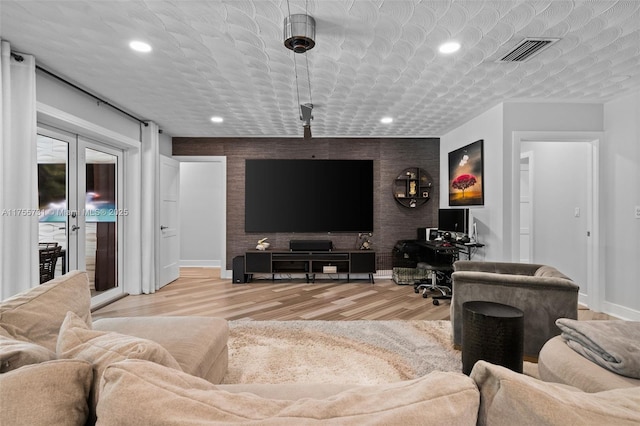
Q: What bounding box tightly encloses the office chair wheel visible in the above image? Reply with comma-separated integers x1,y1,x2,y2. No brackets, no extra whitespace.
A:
422,292,429,298
433,299,440,306
414,286,419,293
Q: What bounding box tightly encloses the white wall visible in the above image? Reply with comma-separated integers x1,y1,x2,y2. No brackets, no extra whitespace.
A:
440,103,504,261
159,132,173,157
502,103,604,259
179,161,225,267
602,90,640,318
36,72,141,140
444,97,640,319
521,141,590,294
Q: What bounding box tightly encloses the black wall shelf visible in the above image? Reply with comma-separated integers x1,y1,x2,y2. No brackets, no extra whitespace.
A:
393,167,432,208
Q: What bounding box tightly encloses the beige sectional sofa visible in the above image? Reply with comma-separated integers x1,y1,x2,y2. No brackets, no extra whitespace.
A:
1,271,639,425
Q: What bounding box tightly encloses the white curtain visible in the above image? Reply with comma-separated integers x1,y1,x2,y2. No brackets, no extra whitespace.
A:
140,121,160,293
0,41,38,300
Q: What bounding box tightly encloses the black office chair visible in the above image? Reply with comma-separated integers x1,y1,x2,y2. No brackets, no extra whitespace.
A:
413,263,453,305
39,245,62,284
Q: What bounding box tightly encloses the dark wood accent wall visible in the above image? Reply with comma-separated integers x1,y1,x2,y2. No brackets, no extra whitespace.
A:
173,137,440,269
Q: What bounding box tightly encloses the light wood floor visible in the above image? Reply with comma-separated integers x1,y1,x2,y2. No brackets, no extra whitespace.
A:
92,267,614,321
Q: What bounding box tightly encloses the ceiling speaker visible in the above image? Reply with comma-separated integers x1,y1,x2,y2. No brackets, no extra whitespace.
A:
284,14,316,53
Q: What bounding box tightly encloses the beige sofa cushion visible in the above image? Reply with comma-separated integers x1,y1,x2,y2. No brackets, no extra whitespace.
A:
0,359,92,426
539,335,640,392
0,270,91,351
0,334,56,373
93,315,228,383
97,359,480,425
57,312,183,420
471,360,640,426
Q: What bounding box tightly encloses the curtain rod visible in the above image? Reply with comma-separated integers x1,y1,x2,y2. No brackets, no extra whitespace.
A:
35,65,148,126
10,51,147,126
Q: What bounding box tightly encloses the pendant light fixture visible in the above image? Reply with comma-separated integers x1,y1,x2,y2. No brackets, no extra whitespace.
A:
284,1,315,139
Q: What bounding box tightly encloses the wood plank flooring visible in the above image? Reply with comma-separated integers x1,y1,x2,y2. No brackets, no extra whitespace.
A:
92,267,614,321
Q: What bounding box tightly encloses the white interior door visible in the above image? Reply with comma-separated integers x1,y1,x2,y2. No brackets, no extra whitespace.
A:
159,155,180,287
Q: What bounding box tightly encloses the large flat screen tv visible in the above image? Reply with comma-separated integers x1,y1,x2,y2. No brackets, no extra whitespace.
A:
245,159,374,233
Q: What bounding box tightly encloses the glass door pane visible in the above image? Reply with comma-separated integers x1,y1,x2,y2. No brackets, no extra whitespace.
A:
37,133,74,280
82,146,120,295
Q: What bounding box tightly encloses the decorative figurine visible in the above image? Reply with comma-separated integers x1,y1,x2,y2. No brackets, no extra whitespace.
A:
357,233,373,250
256,238,270,251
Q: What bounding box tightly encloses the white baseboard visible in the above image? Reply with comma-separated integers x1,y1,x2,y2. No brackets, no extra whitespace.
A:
601,300,640,321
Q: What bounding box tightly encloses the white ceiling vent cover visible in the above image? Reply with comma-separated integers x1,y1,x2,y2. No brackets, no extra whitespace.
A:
498,38,560,62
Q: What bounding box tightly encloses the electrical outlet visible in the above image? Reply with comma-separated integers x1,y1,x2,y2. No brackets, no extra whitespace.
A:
635,206,640,219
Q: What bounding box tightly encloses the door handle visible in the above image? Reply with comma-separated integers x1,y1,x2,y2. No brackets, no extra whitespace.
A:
160,225,168,230
70,225,80,232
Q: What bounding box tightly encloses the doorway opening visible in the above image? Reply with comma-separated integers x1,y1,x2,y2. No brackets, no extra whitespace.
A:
512,131,602,311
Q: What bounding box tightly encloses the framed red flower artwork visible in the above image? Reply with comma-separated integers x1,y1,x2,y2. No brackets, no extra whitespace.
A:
448,140,484,206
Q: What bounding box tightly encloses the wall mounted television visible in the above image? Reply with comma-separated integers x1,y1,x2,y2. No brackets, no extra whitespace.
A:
245,159,374,233
438,208,469,235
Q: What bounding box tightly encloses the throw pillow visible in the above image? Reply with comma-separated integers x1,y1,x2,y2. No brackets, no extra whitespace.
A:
471,360,640,426
57,311,182,421
0,359,92,426
97,359,480,425
0,270,92,351
0,334,57,373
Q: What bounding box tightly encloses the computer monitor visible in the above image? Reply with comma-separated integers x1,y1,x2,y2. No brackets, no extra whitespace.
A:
438,208,469,235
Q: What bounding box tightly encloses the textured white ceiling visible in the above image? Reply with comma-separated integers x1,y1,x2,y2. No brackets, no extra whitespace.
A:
2,1,639,138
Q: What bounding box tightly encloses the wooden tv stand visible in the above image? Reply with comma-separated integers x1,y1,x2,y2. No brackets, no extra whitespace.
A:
244,250,376,283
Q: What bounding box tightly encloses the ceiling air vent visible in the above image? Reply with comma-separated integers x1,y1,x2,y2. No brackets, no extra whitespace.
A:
498,38,559,62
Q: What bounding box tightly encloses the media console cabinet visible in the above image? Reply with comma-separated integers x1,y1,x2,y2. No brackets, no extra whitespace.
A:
245,250,376,283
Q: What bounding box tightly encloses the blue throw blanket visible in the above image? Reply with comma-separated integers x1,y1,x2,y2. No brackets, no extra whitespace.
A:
556,318,640,379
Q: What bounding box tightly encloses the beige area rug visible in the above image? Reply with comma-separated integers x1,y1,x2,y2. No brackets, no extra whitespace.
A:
222,320,462,385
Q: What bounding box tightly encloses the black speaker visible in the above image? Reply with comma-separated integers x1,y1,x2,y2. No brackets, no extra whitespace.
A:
232,256,248,283
289,240,333,251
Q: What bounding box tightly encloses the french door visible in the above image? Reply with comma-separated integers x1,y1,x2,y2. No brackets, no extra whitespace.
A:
37,126,124,303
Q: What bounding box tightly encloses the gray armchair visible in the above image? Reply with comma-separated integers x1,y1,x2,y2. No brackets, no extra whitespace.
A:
451,261,579,360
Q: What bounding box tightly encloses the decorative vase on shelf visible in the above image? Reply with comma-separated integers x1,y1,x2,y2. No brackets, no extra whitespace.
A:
409,181,417,196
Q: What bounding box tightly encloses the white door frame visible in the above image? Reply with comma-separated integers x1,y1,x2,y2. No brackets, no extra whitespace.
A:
512,131,603,311
173,156,227,278
519,151,534,263
79,138,125,306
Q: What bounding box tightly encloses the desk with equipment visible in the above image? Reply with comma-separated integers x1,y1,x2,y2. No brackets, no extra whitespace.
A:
396,208,485,304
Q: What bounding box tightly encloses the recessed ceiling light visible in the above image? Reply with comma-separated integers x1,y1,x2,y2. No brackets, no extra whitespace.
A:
439,41,461,54
210,116,224,123
380,117,393,124
129,40,152,53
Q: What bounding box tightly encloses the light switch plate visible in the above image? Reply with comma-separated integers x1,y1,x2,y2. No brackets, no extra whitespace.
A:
635,206,640,219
